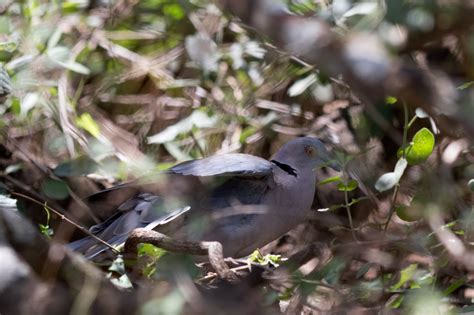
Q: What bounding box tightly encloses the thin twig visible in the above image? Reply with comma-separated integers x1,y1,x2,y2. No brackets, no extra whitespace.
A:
9,191,119,253
342,168,358,242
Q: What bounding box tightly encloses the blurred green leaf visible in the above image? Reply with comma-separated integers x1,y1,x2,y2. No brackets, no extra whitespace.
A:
41,178,70,200
442,278,464,296
248,250,285,267
0,40,17,53
389,295,404,309
39,223,53,238
163,3,185,20
391,264,417,290
457,81,474,90
307,256,346,285
318,175,342,185
61,61,90,75
76,113,100,138
385,96,398,104
240,126,257,143
395,204,422,222
356,262,372,279
286,0,318,15
337,179,358,192
54,156,99,176
47,46,90,75
138,243,167,260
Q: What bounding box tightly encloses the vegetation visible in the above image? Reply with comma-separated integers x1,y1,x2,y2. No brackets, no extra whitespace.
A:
0,0,473,314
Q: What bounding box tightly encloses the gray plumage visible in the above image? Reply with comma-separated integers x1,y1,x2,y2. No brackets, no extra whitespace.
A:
68,137,339,259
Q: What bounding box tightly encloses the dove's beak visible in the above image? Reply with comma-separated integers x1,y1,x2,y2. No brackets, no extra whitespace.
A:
326,159,342,172
320,152,342,172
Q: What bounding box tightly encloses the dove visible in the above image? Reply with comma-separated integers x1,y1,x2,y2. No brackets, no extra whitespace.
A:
68,137,339,259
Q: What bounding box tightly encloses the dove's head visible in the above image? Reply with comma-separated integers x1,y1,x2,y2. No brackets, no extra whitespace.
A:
271,137,341,174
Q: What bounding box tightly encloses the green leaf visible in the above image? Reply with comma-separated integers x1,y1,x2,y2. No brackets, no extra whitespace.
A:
316,256,346,285
337,179,358,192
318,175,342,185
41,179,70,200
391,263,417,290
54,156,99,177
61,61,90,75
457,81,474,90
240,126,257,143
76,113,100,138
399,128,435,165
163,3,185,20
47,46,91,75
39,224,53,238
374,158,407,192
138,243,167,260
389,295,404,309
442,278,465,296
356,263,372,279
385,96,398,104
395,204,422,222
248,250,285,267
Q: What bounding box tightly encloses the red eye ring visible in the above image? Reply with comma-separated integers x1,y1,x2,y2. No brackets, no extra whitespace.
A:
304,146,317,157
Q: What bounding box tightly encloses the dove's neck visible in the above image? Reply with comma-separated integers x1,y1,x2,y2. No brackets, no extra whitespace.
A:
270,163,317,220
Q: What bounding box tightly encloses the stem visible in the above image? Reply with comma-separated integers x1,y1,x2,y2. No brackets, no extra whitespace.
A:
385,102,410,232
407,116,417,130
401,101,409,154
343,169,358,242
384,183,400,231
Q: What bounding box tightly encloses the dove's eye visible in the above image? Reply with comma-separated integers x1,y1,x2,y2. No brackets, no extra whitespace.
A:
304,146,317,157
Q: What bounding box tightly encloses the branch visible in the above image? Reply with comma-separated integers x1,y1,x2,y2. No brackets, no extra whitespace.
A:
124,228,237,281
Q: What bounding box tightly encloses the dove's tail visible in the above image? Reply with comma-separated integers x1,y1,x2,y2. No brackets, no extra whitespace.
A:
67,199,191,260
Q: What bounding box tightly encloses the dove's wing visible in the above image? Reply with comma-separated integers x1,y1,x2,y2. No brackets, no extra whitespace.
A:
168,153,273,177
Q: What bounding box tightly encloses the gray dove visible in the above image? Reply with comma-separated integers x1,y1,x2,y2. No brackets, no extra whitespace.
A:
68,137,339,259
